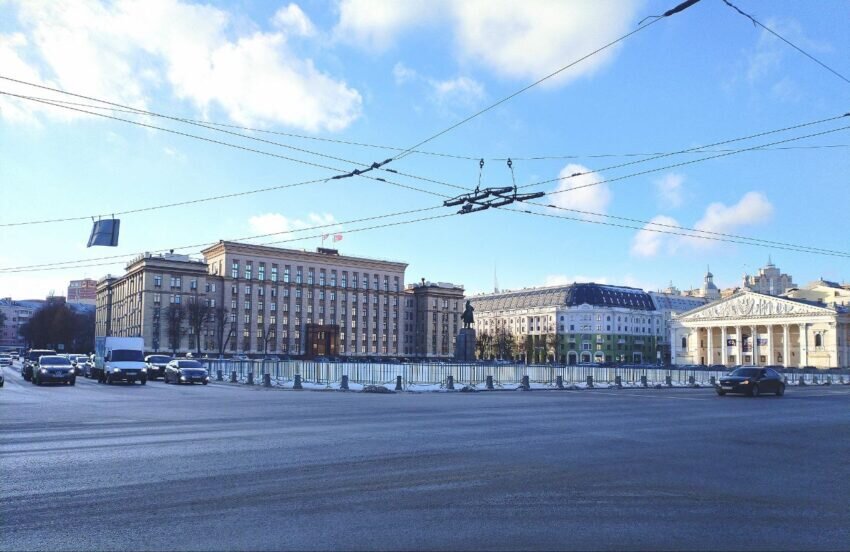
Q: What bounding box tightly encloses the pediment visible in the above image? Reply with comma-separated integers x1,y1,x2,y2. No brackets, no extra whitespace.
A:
678,291,833,321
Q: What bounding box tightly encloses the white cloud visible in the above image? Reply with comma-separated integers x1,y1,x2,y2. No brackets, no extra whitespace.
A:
4,1,362,132
162,146,186,161
630,192,774,258
248,212,340,236
430,76,484,107
392,62,418,85
336,0,641,84
272,3,316,37
549,164,611,217
630,215,680,258
654,173,684,208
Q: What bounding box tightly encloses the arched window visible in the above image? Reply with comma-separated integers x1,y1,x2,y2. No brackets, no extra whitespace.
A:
815,334,823,347
681,336,687,349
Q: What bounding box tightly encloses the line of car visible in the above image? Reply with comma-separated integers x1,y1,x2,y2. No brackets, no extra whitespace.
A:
12,349,210,387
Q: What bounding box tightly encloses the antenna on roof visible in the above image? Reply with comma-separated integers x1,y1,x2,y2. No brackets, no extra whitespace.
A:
494,262,499,293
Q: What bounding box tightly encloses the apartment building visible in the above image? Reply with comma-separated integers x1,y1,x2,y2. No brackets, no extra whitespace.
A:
67,278,98,305
402,279,465,358
200,241,408,358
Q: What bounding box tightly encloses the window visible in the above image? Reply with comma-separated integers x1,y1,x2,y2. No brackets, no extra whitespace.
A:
296,267,303,284
319,271,326,286
154,275,162,287
244,262,253,280
231,299,237,310
190,279,197,290
271,265,278,282
681,336,687,349
244,285,251,295
308,269,314,285
815,334,823,348
258,263,265,281
283,267,290,283
342,274,347,288
231,261,239,279
153,293,161,304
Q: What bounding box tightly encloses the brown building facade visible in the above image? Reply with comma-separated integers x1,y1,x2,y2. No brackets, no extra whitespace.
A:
403,280,465,358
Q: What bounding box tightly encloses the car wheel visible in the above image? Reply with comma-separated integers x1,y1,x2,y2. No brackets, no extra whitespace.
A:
69,379,76,386
140,378,147,386
776,384,785,396
751,384,760,397
203,381,208,385
106,374,113,385
716,389,726,396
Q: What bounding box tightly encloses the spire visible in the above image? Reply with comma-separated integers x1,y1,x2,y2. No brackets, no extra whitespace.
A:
493,262,499,293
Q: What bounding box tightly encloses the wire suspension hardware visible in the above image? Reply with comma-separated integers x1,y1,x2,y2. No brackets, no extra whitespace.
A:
445,158,545,214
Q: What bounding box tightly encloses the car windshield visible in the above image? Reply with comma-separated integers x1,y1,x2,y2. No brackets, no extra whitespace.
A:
111,350,144,362
40,356,71,366
148,356,171,363
731,368,762,378
29,351,56,360
178,361,203,368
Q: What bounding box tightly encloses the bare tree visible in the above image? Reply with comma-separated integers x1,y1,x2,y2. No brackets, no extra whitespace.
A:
211,305,234,358
185,294,213,356
475,330,493,360
494,327,516,360
165,303,185,355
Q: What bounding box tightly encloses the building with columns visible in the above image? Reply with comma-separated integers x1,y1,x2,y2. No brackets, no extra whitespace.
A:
671,290,850,369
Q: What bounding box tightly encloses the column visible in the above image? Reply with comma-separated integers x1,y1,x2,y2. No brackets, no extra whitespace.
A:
783,324,790,368
799,323,808,367
829,325,839,368
767,324,775,365
670,326,678,365
721,326,728,366
750,325,758,365
736,326,743,365
706,326,713,366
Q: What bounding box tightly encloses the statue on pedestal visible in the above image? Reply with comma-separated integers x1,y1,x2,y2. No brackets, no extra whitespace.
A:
461,300,474,329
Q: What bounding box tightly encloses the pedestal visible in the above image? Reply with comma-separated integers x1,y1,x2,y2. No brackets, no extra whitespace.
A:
455,328,477,362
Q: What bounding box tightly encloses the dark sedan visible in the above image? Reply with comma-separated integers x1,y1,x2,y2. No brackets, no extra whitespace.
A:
164,360,210,385
145,355,173,380
717,367,785,397
32,355,76,386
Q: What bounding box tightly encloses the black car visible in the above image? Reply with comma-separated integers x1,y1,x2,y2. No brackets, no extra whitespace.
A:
31,355,76,386
144,355,173,380
717,367,785,397
164,360,210,385
22,349,58,381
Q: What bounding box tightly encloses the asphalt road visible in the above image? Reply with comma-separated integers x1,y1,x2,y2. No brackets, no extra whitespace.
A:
2,362,849,551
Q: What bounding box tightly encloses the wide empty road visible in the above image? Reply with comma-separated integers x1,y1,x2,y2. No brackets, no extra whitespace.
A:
2,365,849,551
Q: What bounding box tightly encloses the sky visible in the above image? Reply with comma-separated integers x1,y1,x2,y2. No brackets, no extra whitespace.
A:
1,0,849,300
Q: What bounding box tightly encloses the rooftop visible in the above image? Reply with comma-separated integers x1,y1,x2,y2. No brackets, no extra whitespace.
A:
469,283,656,312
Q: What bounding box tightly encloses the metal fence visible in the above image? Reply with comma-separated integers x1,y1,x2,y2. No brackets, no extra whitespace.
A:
199,359,850,390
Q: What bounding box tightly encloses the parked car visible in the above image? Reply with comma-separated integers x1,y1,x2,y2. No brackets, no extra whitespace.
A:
22,349,57,381
263,355,281,361
144,355,173,380
716,367,785,397
0,354,12,367
231,354,249,361
31,355,76,386
164,360,210,385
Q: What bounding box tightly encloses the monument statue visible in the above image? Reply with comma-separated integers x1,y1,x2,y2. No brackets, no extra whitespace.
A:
461,300,474,328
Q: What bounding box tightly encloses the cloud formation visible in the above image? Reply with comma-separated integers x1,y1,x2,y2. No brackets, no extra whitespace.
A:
2,0,361,132
654,173,684,208
549,164,612,217
337,0,641,84
248,212,339,237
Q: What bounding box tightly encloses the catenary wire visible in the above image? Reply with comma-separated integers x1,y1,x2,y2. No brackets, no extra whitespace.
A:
721,0,850,86
15,93,850,162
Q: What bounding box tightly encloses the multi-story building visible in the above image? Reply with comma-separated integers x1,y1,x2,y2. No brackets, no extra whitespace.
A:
0,297,45,349
469,283,662,364
649,287,710,364
96,252,213,353
683,268,721,300
402,279,465,358
742,259,796,296
782,279,850,308
67,278,98,305
200,241,408,358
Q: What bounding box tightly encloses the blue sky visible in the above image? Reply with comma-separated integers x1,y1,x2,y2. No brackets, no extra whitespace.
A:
1,0,848,300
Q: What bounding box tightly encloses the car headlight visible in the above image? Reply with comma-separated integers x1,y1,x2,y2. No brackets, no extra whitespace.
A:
112,368,121,373
140,368,147,373
741,380,749,385
40,368,48,373
180,375,187,381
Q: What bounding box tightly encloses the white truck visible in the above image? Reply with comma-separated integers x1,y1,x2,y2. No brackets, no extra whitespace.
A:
93,336,148,385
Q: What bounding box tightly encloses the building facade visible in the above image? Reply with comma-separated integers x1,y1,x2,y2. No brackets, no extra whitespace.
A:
96,252,213,353
402,280,465,358
784,279,850,308
742,259,796,296
0,298,45,349
469,283,662,364
671,290,850,369
649,288,710,364
67,278,98,305
200,242,408,358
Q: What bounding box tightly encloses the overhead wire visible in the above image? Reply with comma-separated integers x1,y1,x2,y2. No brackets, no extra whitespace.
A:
721,0,850,86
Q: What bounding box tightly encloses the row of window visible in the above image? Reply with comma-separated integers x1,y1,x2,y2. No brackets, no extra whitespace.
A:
229,260,401,291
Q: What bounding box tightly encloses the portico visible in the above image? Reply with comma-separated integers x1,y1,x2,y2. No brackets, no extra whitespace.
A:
671,291,849,369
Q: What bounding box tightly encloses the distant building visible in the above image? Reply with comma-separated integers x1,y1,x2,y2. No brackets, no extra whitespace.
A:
469,283,661,364
684,268,721,300
67,278,98,305
403,279,465,358
0,297,45,349
648,288,711,364
742,259,796,296
783,279,850,309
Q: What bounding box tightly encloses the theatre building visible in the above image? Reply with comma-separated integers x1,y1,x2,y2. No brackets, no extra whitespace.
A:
671,290,850,369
